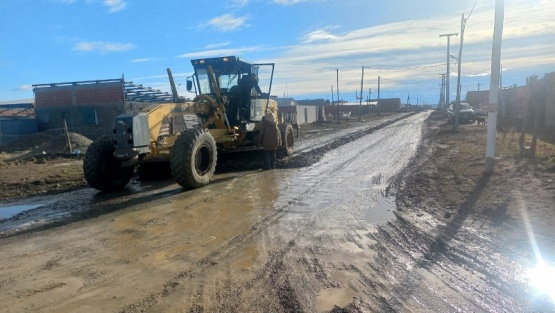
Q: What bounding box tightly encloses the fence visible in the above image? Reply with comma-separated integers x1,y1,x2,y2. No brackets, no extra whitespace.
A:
0,126,112,160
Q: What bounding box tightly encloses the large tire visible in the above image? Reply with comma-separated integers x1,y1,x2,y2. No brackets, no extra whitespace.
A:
83,136,134,191
277,123,294,158
170,129,217,189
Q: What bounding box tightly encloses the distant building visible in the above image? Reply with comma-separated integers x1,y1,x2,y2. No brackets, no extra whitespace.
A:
296,99,327,124
33,78,174,139
275,97,327,124
0,102,34,118
378,98,401,112
465,90,489,109
0,102,37,146
465,71,555,128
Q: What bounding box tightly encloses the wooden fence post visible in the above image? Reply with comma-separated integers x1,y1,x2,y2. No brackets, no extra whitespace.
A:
63,119,73,154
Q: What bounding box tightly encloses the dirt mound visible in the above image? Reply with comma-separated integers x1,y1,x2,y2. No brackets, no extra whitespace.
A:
10,132,93,160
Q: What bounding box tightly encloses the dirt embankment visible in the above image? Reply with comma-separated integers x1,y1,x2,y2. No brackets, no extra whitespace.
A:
366,113,555,312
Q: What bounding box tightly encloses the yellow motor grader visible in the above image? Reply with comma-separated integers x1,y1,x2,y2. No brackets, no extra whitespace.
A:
83,56,294,191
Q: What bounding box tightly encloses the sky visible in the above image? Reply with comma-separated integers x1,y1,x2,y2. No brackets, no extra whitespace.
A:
1,0,554,105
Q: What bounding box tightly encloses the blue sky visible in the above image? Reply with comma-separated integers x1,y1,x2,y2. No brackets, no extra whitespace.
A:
1,0,554,105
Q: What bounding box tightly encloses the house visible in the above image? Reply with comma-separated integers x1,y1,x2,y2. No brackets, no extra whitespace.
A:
276,97,327,124
465,90,489,110
0,102,37,146
464,71,555,128
296,99,327,124
377,98,402,112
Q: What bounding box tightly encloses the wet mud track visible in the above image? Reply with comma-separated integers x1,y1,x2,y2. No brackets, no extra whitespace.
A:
1,112,550,312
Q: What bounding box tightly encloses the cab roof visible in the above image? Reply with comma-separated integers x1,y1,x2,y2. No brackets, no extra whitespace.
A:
190,56,253,74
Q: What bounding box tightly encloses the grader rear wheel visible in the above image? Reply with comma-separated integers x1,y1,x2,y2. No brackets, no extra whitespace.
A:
170,129,217,189
277,123,294,158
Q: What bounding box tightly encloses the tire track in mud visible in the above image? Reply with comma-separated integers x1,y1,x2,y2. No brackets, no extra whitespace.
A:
278,113,417,169
366,119,533,312
118,114,421,312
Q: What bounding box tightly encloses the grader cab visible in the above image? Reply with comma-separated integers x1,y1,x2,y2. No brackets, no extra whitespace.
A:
83,56,294,191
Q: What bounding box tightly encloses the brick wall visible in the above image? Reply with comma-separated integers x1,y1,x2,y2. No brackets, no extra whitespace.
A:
34,82,124,108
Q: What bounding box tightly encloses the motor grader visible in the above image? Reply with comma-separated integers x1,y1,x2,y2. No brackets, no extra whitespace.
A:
83,56,294,191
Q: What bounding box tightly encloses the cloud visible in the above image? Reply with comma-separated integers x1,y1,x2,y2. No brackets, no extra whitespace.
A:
228,0,249,8
202,14,248,32
302,29,339,43
205,42,231,49
130,58,156,63
178,46,260,59
103,0,126,13
274,0,305,5
13,85,33,91
265,0,555,100
56,0,127,13
74,41,136,52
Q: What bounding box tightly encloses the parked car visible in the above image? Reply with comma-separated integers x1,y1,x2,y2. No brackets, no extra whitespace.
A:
472,106,487,117
447,102,475,124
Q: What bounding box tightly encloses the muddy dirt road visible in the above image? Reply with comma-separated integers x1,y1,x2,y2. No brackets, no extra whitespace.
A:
1,112,553,312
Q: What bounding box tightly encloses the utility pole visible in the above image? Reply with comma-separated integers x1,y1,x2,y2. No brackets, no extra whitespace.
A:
335,69,340,123
454,14,467,129
377,76,381,100
377,76,381,115
485,0,504,173
439,74,446,109
440,33,458,110
359,66,364,121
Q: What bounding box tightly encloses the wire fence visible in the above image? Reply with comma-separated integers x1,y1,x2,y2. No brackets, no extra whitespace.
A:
0,126,111,160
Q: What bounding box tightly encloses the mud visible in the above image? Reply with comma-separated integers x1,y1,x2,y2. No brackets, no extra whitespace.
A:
0,112,554,312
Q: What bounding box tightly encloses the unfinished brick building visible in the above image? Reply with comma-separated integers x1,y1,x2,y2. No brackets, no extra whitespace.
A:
33,78,174,139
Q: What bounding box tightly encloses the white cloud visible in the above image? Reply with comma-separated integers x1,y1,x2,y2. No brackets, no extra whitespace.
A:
130,58,156,63
274,0,305,5
228,0,249,8
205,42,231,49
266,0,555,100
14,85,33,91
202,14,248,32
302,29,338,43
178,47,260,59
103,0,126,13
74,41,136,52
177,47,260,58
56,0,126,13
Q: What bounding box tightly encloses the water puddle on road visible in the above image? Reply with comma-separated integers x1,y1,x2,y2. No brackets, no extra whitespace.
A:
0,203,45,220
363,189,396,224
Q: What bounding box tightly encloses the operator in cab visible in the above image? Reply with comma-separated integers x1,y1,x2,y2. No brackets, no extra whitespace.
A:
239,73,262,122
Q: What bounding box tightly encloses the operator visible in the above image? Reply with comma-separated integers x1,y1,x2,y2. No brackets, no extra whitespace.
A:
242,73,262,96
239,73,263,121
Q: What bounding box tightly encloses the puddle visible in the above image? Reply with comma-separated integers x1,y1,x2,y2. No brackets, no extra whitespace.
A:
316,286,357,312
0,203,45,220
363,192,396,224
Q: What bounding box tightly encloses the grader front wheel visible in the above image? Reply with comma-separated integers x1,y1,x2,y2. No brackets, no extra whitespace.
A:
83,136,135,191
170,129,217,189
